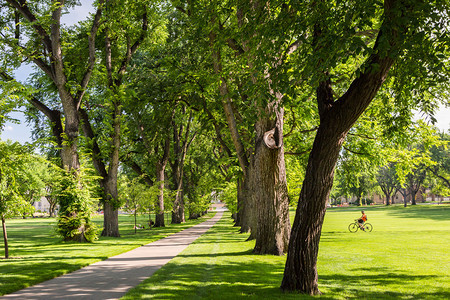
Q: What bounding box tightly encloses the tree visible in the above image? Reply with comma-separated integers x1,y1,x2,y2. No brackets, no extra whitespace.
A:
170,108,197,223
405,165,427,205
40,162,62,217
0,140,35,258
183,130,225,219
54,166,98,242
174,0,291,255
119,175,158,233
282,1,449,294
121,48,174,228
16,159,47,212
219,181,237,217
0,0,104,241
393,122,443,206
78,0,162,237
377,163,400,206
0,0,104,170
428,132,450,189
336,145,378,206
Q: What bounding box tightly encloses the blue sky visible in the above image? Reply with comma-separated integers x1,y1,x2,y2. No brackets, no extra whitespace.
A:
1,1,449,144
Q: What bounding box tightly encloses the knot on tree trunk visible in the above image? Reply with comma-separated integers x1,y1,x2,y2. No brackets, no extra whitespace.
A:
263,127,281,149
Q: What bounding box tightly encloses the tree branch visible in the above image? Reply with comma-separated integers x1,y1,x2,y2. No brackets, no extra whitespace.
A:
284,149,311,156
123,158,154,186
6,0,53,53
226,38,245,55
76,0,106,109
115,12,148,86
427,166,450,188
343,146,372,157
79,108,108,178
49,0,65,84
0,69,64,147
348,132,377,140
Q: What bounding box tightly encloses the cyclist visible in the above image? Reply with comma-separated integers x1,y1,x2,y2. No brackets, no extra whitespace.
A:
358,210,367,230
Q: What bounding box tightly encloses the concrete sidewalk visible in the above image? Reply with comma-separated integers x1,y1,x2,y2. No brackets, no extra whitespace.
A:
2,211,223,300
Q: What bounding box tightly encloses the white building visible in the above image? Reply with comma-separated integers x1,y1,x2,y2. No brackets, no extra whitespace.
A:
33,196,52,213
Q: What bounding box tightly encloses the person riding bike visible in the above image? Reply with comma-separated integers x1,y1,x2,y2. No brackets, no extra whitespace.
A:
358,210,367,230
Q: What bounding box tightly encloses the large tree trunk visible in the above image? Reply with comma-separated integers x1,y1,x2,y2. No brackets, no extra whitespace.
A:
102,201,119,237
154,164,165,227
101,99,121,237
251,111,290,255
155,139,170,227
2,217,8,259
236,177,251,232
101,118,121,239
171,188,185,224
101,174,120,237
209,26,255,236
385,193,391,206
170,111,194,224
100,183,120,237
398,188,408,207
101,191,120,237
234,178,242,227
281,126,345,294
410,188,417,205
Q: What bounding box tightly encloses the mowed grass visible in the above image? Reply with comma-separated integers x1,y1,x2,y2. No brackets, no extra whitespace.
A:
123,205,450,299
0,212,214,296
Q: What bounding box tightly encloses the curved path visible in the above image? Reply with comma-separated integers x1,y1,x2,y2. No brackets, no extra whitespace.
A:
2,211,223,300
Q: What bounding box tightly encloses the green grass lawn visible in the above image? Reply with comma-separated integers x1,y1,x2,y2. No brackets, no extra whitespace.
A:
0,212,214,296
122,205,450,299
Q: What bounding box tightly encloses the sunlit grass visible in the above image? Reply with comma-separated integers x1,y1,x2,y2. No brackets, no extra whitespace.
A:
123,205,450,299
0,212,214,296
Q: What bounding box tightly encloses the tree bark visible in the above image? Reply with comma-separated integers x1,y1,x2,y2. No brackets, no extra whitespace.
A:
101,187,120,236
2,217,8,259
102,98,121,236
102,200,119,237
171,193,185,224
236,177,252,232
410,188,417,205
49,1,82,172
209,30,254,235
234,178,242,227
171,111,195,224
281,125,345,294
251,109,290,255
155,138,170,227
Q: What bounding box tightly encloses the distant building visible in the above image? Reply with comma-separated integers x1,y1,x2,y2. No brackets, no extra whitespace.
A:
33,197,51,213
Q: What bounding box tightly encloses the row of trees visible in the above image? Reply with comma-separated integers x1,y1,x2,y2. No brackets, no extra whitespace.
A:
1,0,449,295
333,123,450,207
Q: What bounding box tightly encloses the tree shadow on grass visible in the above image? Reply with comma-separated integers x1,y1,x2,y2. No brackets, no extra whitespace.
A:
176,249,254,258
320,270,448,299
0,261,85,296
124,259,449,300
124,260,320,300
191,233,249,244
386,205,450,221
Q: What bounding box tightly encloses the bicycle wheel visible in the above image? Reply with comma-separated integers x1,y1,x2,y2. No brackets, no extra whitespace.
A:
348,223,359,232
364,223,373,232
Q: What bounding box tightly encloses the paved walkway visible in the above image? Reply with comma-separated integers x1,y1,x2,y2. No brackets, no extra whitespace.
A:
2,211,223,300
